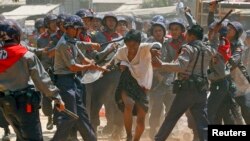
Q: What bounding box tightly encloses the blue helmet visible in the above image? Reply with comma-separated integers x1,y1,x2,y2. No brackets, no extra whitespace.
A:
64,15,85,29
151,15,165,24
117,16,128,24
209,20,228,37
151,21,166,36
168,18,186,32
75,9,93,19
228,21,244,39
0,19,22,42
44,14,58,28
102,13,118,27
57,13,69,26
35,18,45,30
57,14,68,23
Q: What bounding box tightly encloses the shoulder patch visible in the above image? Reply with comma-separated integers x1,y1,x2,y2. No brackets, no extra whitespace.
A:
0,49,8,60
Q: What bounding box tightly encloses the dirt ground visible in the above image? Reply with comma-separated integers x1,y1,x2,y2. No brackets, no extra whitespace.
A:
0,111,194,141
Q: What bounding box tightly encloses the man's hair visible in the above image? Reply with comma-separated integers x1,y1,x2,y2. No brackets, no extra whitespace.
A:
187,25,204,40
124,29,141,43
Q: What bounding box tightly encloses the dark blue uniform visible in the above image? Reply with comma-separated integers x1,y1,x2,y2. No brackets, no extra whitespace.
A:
155,40,215,141
52,34,96,141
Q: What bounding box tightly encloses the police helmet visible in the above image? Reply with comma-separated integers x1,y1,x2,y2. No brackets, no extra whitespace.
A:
75,9,94,19
102,13,118,27
0,19,22,43
35,18,45,30
228,21,244,39
64,15,85,29
168,18,186,32
44,14,58,28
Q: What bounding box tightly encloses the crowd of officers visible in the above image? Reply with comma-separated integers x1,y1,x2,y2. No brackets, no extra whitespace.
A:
1,1,250,141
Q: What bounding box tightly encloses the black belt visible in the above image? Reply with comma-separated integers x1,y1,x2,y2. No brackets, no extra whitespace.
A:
0,86,33,97
211,75,230,83
54,73,77,79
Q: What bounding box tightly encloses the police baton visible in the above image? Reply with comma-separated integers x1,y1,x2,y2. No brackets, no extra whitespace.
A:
55,104,79,120
100,37,124,47
218,9,233,25
51,96,79,120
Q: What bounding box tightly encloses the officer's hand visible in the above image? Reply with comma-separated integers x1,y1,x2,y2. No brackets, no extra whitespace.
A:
41,47,49,54
184,7,191,13
55,100,65,112
209,1,217,12
111,43,119,50
48,49,55,58
91,43,101,51
87,64,109,72
150,49,161,58
152,57,163,68
213,24,222,33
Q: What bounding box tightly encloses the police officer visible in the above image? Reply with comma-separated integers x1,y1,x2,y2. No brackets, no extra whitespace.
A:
37,13,58,130
89,13,122,135
31,18,46,47
207,21,235,124
0,15,11,141
35,18,46,37
51,15,105,141
227,21,250,124
48,13,68,53
0,19,64,141
116,16,129,36
75,9,94,42
92,13,120,43
154,25,215,141
146,16,176,139
92,13,103,32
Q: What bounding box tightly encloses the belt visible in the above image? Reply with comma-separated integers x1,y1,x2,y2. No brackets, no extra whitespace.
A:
211,75,230,83
0,86,32,97
54,73,77,79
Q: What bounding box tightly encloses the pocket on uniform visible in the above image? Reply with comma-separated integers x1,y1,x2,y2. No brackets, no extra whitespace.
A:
31,91,42,110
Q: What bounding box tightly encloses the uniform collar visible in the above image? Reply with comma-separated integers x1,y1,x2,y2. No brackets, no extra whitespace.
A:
188,40,202,46
64,34,78,44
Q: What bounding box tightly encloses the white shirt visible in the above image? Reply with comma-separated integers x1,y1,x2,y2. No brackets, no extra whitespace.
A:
114,42,161,90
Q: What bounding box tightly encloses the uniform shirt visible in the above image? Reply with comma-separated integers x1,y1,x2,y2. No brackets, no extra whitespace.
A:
91,30,121,65
50,30,64,48
0,48,61,99
230,39,244,69
242,46,250,74
114,42,162,90
207,38,231,81
37,31,56,69
161,40,216,77
54,34,92,75
92,30,120,49
208,54,230,81
147,37,185,86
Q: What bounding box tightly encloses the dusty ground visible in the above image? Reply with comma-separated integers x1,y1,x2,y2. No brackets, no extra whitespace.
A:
0,111,194,141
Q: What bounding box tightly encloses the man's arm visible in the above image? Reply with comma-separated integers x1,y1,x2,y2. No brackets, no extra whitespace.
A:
27,52,61,100
208,2,216,27
155,47,191,73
